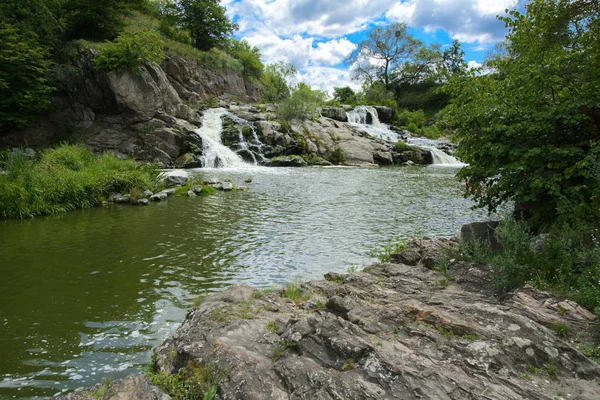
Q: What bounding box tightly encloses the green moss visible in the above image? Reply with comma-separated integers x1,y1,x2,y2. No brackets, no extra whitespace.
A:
341,359,358,371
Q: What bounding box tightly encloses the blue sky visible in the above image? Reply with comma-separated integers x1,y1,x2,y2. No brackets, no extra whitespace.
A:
223,0,527,92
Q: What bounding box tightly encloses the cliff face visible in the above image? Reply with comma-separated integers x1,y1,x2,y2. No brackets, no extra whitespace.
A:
1,49,260,167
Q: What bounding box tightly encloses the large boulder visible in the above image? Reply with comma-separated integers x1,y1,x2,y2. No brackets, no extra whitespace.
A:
320,107,348,122
374,106,394,123
461,221,501,251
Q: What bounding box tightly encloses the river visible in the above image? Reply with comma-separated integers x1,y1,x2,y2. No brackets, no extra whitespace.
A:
0,165,489,399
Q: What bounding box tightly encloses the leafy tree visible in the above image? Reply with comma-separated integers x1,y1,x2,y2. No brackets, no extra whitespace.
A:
178,0,237,51
63,0,149,40
348,22,421,87
446,0,600,225
441,40,467,78
0,0,64,49
276,82,327,123
262,61,296,102
333,86,356,103
0,22,53,132
227,39,263,78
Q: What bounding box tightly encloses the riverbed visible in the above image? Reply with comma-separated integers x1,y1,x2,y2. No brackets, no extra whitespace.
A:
0,165,489,399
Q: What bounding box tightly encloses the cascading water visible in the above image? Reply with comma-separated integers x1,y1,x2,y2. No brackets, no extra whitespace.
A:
347,106,462,165
195,108,266,168
347,106,400,142
406,137,465,166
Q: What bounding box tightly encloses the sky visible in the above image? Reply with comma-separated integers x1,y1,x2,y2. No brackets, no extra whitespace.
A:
223,0,527,93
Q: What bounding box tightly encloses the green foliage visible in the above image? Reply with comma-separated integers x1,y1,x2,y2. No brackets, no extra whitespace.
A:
266,320,277,333
348,22,421,87
262,61,296,103
459,217,600,315
0,144,159,218
146,361,225,400
164,39,242,71
0,22,53,132
446,0,600,224
226,39,263,78
63,0,146,41
333,86,356,103
280,281,311,304
95,21,164,73
179,0,237,51
0,0,64,49
326,147,345,165
276,83,326,123
369,238,408,263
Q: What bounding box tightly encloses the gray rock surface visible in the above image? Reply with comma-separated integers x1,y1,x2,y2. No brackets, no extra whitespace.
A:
54,236,600,400
148,248,600,400
53,375,170,400
320,107,349,122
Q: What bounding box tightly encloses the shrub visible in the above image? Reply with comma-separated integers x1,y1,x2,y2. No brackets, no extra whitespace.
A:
95,23,164,73
276,83,326,123
459,217,600,314
0,144,159,219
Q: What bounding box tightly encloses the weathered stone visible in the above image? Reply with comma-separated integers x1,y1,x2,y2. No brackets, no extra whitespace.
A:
135,198,149,206
461,221,501,251
221,181,233,191
53,375,170,400
320,107,348,122
390,248,421,266
149,192,168,202
58,238,600,400
110,194,130,204
187,190,196,198
267,155,308,167
374,106,394,123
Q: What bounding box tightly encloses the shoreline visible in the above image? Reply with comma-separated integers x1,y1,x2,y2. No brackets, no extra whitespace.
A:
55,236,600,400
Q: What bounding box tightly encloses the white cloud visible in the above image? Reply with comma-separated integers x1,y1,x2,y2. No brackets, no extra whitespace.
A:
467,60,482,69
386,0,518,45
310,39,357,66
298,67,361,95
228,0,398,38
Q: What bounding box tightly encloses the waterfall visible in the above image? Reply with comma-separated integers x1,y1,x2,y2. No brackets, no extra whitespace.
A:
347,106,400,142
406,138,465,166
347,106,462,165
195,108,266,168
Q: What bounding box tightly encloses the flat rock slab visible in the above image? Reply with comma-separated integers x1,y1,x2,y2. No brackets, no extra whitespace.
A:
57,241,600,400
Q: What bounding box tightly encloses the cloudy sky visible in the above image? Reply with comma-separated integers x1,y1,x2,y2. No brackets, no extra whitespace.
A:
223,0,526,92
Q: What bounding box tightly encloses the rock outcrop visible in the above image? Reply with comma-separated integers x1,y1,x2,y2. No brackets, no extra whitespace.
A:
54,235,600,400
227,104,431,167
2,48,260,167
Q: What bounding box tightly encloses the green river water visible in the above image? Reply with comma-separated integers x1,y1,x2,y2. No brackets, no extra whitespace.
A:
0,165,489,399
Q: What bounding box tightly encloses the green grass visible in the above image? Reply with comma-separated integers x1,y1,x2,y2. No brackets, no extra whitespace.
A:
146,361,225,400
369,238,408,263
280,282,311,304
0,144,159,219
341,359,358,371
552,322,571,338
266,320,277,333
272,339,298,361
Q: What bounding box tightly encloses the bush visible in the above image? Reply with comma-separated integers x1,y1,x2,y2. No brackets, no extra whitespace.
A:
0,144,159,218
95,22,165,73
276,83,326,123
459,217,600,314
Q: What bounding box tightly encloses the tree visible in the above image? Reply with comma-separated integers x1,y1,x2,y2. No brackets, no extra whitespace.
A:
446,0,600,225
63,0,147,40
262,61,296,102
333,86,356,103
178,0,237,51
0,0,64,49
441,40,467,78
0,22,53,132
227,39,263,78
348,22,421,87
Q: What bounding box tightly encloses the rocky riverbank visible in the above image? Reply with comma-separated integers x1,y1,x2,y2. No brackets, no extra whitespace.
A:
1,48,445,168
55,231,600,400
